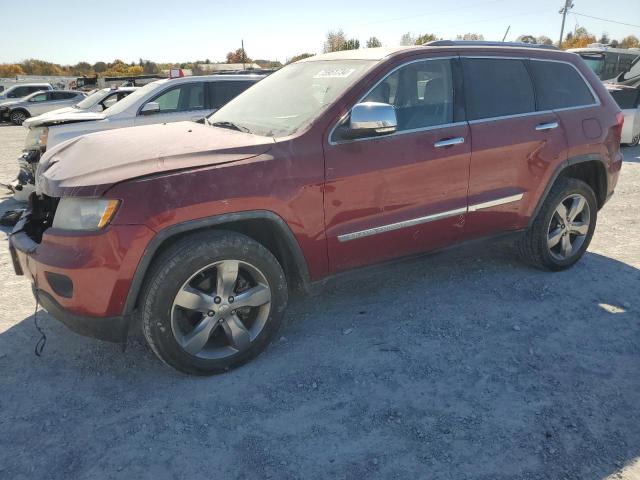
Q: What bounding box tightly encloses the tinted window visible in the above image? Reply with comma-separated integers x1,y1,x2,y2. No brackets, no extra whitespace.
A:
151,83,205,113
362,59,453,131
529,61,595,110
609,88,640,109
462,58,535,120
50,91,77,100
207,81,255,109
28,86,46,93
9,87,29,98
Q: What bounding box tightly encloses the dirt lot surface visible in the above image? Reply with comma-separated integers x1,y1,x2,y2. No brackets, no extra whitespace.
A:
0,123,638,480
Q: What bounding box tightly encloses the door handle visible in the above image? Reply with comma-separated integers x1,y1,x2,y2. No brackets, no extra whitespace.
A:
434,137,465,148
535,121,559,131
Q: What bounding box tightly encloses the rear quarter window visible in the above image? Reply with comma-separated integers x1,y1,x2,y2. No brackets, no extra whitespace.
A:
529,60,596,110
462,58,535,120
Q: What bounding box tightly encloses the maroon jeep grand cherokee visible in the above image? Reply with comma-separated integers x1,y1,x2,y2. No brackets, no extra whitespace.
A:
10,42,623,374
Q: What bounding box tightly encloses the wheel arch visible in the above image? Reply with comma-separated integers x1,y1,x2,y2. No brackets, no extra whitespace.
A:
123,210,311,316
9,108,30,119
528,154,608,228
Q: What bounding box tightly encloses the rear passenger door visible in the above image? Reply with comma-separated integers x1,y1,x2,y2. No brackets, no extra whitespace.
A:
135,82,206,125
461,56,567,238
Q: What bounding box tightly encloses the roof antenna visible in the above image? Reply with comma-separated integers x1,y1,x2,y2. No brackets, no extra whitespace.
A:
502,25,511,42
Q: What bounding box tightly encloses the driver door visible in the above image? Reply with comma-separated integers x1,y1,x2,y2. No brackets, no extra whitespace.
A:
323,57,471,272
135,82,206,125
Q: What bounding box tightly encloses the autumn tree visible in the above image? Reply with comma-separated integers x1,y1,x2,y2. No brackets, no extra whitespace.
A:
324,29,347,53
366,37,382,48
415,33,437,45
226,48,250,64
561,27,596,49
0,64,25,77
620,35,640,49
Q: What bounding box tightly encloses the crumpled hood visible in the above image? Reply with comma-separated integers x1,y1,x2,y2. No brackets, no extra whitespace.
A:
23,110,105,128
37,121,274,197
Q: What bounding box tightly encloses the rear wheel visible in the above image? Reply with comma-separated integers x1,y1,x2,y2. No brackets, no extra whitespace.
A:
625,133,640,147
518,177,597,270
9,110,29,125
141,231,288,375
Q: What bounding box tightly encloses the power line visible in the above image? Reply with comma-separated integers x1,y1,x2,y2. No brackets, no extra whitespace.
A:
571,11,640,29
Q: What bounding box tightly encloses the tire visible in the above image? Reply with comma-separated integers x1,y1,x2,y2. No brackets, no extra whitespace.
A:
625,134,640,147
517,177,597,271
10,109,29,125
140,230,288,375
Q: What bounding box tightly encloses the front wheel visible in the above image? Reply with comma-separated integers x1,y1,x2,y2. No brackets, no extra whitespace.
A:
140,231,288,375
517,177,597,271
10,110,29,125
625,134,640,147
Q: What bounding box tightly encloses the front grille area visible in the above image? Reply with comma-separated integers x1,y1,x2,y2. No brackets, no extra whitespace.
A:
24,194,59,244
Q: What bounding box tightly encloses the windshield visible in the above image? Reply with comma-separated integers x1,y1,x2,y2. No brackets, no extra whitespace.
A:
75,88,110,109
580,54,604,78
103,80,163,117
208,60,377,137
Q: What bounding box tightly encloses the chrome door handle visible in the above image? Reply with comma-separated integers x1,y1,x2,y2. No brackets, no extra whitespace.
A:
434,137,465,148
535,121,559,131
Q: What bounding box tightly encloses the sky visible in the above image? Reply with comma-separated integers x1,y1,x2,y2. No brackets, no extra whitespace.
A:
0,0,639,65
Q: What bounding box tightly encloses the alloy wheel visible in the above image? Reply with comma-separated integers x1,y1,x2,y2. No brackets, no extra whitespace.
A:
170,260,272,359
547,193,591,261
11,112,26,125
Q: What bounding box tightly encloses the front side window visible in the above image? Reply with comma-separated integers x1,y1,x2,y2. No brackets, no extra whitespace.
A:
362,59,453,131
50,91,76,100
529,60,595,110
462,58,535,121
208,60,376,137
149,83,205,113
29,93,48,103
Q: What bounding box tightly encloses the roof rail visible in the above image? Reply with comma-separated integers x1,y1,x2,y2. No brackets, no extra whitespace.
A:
425,40,559,50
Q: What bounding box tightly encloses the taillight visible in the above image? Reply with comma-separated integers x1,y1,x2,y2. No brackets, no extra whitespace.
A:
615,112,625,139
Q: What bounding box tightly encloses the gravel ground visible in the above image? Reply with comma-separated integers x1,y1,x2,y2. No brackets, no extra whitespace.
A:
0,123,638,480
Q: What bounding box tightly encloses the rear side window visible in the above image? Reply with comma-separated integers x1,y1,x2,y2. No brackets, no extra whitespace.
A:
50,91,77,100
207,81,255,109
529,61,595,110
609,88,640,109
28,86,46,94
462,58,535,120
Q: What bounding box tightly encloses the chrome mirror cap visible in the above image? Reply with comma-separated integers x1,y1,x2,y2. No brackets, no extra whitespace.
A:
350,102,397,134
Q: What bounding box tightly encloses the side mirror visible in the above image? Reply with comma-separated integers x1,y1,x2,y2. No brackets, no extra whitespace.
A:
349,102,397,136
140,102,160,115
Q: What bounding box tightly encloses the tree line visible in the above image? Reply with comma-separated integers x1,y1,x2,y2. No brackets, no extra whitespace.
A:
1,28,638,79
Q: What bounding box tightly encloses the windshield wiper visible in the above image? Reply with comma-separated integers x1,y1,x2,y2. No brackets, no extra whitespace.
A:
210,121,251,134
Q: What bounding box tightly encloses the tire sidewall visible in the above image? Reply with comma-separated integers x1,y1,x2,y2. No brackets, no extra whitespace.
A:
142,233,288,375
10,110,27,125
537,179,598,270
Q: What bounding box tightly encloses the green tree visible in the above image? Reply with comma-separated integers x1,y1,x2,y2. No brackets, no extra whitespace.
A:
93,61,107,73
516,35,537,44
366,36,382,48
342,38,360,50
415,33,437,45
536,35,553,45
287,53,314,64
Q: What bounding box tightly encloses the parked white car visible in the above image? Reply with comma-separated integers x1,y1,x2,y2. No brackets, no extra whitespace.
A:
0,83,53,106
24,87,138,126
10,74,264,201
607,84,640,146
1,90,86,125
29,74,264,151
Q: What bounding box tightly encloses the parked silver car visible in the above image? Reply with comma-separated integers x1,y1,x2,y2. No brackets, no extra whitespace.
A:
0,83,53,106
1,90,86,125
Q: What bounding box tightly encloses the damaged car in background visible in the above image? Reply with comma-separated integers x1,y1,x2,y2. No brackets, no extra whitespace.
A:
10,75,262,201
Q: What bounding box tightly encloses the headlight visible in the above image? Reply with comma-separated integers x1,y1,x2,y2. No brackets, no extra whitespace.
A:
52,198,120,231
38,127,48,147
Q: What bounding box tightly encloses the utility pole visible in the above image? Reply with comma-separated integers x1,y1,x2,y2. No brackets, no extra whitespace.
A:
241,39,246,70
558,0,574,48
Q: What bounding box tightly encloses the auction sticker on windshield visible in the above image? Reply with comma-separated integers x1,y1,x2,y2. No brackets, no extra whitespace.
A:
313,69,356,78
